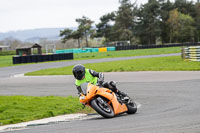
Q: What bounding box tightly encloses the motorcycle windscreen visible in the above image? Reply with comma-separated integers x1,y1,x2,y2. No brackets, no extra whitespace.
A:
80,83,88,95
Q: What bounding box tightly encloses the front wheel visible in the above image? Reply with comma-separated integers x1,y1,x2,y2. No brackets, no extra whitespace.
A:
91,97,114,118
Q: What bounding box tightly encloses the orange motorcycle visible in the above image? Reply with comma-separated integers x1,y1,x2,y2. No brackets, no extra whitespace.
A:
79,82,137,118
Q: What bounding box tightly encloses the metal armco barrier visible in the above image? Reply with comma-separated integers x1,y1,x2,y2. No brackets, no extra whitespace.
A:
13,53,73,64
182,46,200,61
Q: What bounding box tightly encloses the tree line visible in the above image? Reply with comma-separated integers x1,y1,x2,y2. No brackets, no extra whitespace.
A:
60,0,200,47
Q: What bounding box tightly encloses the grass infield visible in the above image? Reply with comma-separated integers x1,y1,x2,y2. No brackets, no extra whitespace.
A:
0,96,93,126
25,56,200,76
0,55,13,67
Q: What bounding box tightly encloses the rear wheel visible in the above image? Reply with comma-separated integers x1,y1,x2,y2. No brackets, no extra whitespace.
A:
91,97,114,118
126,101,137,114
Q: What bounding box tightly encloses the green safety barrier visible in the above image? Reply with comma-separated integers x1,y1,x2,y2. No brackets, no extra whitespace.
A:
56,47,116,54
107,47,116,51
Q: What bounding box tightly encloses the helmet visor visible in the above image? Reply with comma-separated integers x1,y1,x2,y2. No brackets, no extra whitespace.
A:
75,70,84,80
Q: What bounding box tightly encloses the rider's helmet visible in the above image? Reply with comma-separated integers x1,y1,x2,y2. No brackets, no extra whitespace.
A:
72,64,85,80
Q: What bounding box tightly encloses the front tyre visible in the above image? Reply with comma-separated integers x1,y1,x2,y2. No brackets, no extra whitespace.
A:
126,102,137,114
91,97,114,118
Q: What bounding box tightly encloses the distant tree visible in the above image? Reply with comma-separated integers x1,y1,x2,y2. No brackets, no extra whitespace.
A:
136,0,161,44
194,3,200,42
167,8,195,43
112,0,136,43
174,0,195,16
159,0,174,43
60,28,73,43
60,28,83,48
167,8,181,43
60,16,94,48
95,12,116,42
9,39,22,50
1,37,32,50
70,30,82,48
178,13,195,42
76,16,94,47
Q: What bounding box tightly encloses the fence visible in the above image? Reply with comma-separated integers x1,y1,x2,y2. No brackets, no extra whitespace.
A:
13,53,73,64
182,46,200,61
115,42,200,51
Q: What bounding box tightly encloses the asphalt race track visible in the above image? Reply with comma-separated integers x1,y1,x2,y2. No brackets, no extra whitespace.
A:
2,72,200,133
1,54,200,133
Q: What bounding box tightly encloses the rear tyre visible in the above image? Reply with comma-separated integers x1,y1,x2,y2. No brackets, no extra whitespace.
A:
91,97,114,118
126,102,137,114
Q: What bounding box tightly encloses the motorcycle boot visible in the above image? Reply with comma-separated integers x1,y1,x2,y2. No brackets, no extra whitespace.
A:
117,90,130,103
103,81,130,103
110,81,130,103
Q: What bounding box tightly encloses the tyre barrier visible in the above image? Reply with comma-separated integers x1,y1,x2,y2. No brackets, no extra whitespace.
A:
13,53,73,64
182,46,200,62
115,42,200,51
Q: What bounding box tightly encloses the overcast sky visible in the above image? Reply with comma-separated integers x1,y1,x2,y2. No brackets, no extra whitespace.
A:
0,0,149,33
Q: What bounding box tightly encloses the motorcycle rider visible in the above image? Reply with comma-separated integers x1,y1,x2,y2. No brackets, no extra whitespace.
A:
72,64,128,99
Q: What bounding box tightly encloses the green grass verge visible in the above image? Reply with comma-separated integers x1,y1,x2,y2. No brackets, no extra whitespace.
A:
74,47,180,59
0,55,13,67
0,47,180,68
0,96,93,126
25,56,200,76
0,50,16,56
